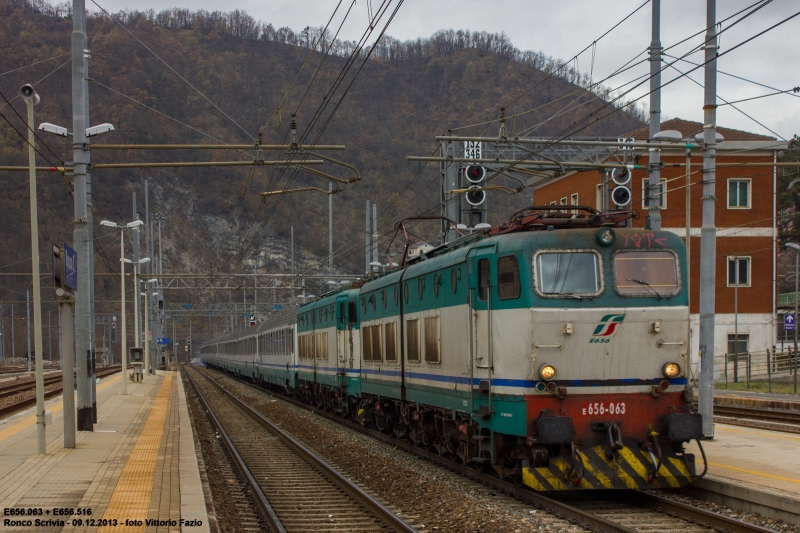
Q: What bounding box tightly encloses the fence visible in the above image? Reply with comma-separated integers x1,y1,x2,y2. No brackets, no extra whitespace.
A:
714,347,800,393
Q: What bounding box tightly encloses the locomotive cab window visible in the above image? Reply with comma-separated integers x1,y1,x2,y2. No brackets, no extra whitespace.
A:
347,301,357,324
535,251,601,297
497,255,520,300
614,251,679,297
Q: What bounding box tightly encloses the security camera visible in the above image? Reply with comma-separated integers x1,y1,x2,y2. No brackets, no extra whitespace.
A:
85,123,115,137
39,123,71,137
19,84,40,105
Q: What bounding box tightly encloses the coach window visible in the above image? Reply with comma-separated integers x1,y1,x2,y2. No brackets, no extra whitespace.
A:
406,318,420,362
497,255,520,300
535,251,601,297
478,258,490,300
385,322,398,362
424,316,441,364
614,251,679,297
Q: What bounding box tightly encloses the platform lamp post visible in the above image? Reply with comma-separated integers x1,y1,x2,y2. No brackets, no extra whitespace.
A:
787,243,800,394
100,219,144,395
142,279,158,379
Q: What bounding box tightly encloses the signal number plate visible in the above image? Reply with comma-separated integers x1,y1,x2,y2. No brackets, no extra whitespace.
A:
582,402,626,416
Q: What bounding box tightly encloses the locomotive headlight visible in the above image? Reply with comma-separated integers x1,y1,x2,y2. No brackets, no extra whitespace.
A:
539,364,556,381
596,227,615,246
662,362,681,378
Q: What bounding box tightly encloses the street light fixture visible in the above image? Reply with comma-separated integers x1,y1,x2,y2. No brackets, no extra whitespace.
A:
101,219,146,395
787,242,800,394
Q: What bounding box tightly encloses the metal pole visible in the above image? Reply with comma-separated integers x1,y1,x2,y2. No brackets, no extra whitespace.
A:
143,288,148,381
686,144,692,370
329,182,333,274
120,230,127,395
12,305,15,362
72,0,92,431
734,264,738,383
372,203,378,267
365,200,370,272
795,251,798,394
698,0,718,438
27,290,31,373
133,197,141,350
291,226,295,304
57,289,75,448
647,0,662,230
49,311,51,363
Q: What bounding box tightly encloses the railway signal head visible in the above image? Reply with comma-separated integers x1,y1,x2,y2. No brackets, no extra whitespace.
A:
464,165,486,184
466,186,486,206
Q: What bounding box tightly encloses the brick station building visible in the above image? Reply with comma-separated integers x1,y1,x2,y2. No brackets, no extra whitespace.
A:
533,118,786,371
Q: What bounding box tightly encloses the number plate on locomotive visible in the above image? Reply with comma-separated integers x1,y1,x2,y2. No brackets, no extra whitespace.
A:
581,402,626,416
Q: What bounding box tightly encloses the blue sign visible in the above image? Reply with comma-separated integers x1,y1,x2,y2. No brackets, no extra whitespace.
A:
785,313,796,332
273,305,282,310
64,243,77,291
156,337,171,345
183,304,193,309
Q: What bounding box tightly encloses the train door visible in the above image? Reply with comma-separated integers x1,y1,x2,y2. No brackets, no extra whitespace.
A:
335,295,350,388
468,246,496,418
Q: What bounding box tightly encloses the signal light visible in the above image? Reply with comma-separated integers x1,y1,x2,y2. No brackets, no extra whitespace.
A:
611,186,631,206
465,186,486,206
612,168,631,185
158,300,163,310
465,165,486,183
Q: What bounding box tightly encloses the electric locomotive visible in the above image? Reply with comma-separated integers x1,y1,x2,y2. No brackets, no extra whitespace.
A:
201,206,702,491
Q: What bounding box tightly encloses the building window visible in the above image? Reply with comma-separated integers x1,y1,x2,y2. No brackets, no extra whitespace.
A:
642,179,667,210
728,179,751,209
727,257,750,287
727,334,749,356
570,193,579,214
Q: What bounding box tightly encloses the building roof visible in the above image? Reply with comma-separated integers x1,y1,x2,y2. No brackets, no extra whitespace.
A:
626,118,776,142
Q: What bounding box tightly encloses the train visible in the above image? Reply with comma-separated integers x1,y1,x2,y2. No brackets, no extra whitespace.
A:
201,206,703,491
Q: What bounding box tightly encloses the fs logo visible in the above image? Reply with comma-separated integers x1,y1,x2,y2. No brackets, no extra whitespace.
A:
592,314,626,337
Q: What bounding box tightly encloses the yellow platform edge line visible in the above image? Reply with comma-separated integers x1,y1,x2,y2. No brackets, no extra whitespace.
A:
0,374,122,443
98,375,173,532
702,460,800,485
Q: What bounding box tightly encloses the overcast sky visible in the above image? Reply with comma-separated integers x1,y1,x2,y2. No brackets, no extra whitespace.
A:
96,0,800,140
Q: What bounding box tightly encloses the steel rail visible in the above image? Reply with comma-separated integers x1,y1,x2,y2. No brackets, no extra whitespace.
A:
206,366,783,533
198,366,635,533
188,366,418,533
0,366,121,418
183,369,285,533
621,491,778,533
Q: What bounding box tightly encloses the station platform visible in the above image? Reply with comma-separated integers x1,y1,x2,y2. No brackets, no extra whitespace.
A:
711,388,800,411
0,371,209,532
685,422,800,525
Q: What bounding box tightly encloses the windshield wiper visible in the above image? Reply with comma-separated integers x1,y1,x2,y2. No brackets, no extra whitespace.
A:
547,291,583,300
626,278,663,300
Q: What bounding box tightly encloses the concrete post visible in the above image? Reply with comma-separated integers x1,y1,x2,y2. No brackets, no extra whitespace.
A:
72,0,92,431
647,0,662,230
698,0,718,439
372,203,378,266
120,230,127,395
365,200,370,272
329,182,333,274
85,55,96,423
57,289,75,448
25,94,46,453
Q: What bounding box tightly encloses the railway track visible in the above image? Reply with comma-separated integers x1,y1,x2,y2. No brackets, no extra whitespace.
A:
195,364,782,533
0,366,121,418
183,365,417,533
